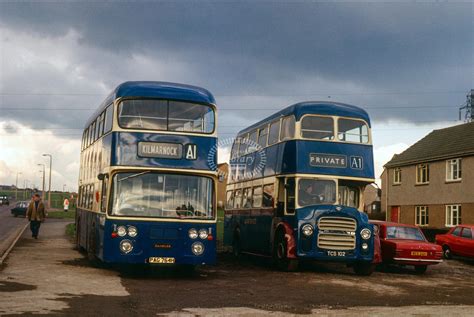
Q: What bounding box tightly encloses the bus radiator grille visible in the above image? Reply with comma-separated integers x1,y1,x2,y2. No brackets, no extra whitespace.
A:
317,217,356,250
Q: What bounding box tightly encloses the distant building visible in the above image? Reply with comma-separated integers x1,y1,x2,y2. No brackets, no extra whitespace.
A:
363,183,381,215
217,163,229,208
381,122,474,230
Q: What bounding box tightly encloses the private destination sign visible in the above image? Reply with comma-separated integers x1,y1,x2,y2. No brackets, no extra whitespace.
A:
309,153,347,168
309,153,364,170
138,142,182,159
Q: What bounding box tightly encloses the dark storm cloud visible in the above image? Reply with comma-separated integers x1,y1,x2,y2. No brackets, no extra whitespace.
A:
0,1,472,138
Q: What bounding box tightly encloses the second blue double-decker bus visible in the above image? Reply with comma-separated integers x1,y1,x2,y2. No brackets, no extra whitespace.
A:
76,81,217,268
224,101,376,275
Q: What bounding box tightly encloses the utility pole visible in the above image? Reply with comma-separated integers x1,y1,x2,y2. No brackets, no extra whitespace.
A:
23,179,29,200
15,172,22,201
459,89,474,123
43,154,53,208
38,164,46,200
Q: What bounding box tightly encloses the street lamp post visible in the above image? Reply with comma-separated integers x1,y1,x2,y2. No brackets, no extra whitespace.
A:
23,179,29,199
15,172,22,201
37,164,46,200
42,154,53,209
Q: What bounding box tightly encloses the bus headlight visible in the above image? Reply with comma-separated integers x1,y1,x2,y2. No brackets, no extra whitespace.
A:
120,240,133,254
361,228,371,240
191,242,204,255
117,226,127,237
198,229,208,240
128,226,138,238
188,228,198,239
302,224,314,237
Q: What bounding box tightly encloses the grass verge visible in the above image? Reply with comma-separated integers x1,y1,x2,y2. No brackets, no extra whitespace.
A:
66,223,76,239
47,210,76,220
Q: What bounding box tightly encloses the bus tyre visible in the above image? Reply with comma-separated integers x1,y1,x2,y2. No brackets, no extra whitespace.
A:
353,262,375,276
273,232,298,272
414,265,428,274
443,245,452,259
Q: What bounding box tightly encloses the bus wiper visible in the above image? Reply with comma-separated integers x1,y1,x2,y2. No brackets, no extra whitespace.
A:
118,171,150,182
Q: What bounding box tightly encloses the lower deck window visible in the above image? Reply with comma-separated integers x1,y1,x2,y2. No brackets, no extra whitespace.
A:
110,172,213,219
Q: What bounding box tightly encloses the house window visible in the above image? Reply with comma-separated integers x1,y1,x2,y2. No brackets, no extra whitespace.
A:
446,205,462,227
415,206,429,226
393,168,401,184
446,158,462,181
416,164,429,184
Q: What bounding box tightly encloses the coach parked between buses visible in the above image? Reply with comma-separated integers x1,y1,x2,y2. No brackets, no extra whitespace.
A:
224,101,376,275
76,81,217,268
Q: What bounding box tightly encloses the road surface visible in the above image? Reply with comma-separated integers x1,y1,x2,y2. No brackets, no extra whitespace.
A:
0,201,28,262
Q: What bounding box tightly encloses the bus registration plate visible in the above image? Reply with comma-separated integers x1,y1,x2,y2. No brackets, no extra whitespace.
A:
327,251,346,257
149,257,175,264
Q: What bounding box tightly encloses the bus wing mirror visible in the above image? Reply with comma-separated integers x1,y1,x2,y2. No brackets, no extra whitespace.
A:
97,173,107,181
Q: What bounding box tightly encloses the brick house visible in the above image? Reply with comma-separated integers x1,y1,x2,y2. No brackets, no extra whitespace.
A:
381,122,474,230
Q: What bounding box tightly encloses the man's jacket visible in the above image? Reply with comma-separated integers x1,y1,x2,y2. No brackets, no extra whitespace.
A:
27,201,46,221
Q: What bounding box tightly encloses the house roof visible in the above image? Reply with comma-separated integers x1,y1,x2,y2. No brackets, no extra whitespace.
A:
385,122,474,168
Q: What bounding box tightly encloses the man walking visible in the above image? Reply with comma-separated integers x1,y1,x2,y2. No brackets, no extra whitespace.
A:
27,193,46,239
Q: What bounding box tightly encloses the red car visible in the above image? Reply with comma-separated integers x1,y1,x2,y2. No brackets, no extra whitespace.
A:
371,221,443,274
435,225,474,259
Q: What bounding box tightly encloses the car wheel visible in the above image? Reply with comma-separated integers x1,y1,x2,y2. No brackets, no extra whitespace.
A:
353,262,376,276
273,230,298,272
443,245,452,259
414,265,428,274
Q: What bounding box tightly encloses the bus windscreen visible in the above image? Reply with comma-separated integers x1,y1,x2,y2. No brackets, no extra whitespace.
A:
110,172,214,219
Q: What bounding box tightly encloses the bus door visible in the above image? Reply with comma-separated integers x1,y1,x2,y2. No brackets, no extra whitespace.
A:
98,173,109,258
272,177,296,252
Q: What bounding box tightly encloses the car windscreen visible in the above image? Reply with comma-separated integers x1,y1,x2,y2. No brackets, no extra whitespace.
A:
110,172,214,219
386,226,425,241
118,99,215,133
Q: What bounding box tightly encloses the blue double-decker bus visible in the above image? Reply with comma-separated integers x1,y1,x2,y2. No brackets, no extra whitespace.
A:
224,101,376,275
76,81,217,267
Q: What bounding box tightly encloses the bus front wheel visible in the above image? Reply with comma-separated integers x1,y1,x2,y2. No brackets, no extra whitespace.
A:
273,231,298,272
353,262,375,276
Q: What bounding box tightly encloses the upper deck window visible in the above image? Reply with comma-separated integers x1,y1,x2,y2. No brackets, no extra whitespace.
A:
168,101,214,133
300,116,334,140
268,120,280,145
258,126,268,148
280,115,295,141
118,99,214,133
337,119,369,144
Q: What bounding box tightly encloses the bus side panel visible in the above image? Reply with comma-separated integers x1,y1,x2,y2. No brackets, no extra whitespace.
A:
253,209,274,254
223,212,235,246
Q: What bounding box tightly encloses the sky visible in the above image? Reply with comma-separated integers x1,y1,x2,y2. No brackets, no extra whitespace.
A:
0,1,472,191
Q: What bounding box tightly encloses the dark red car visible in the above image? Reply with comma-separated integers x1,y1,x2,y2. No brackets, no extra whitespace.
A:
371,221,443,274
435,225,474,259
